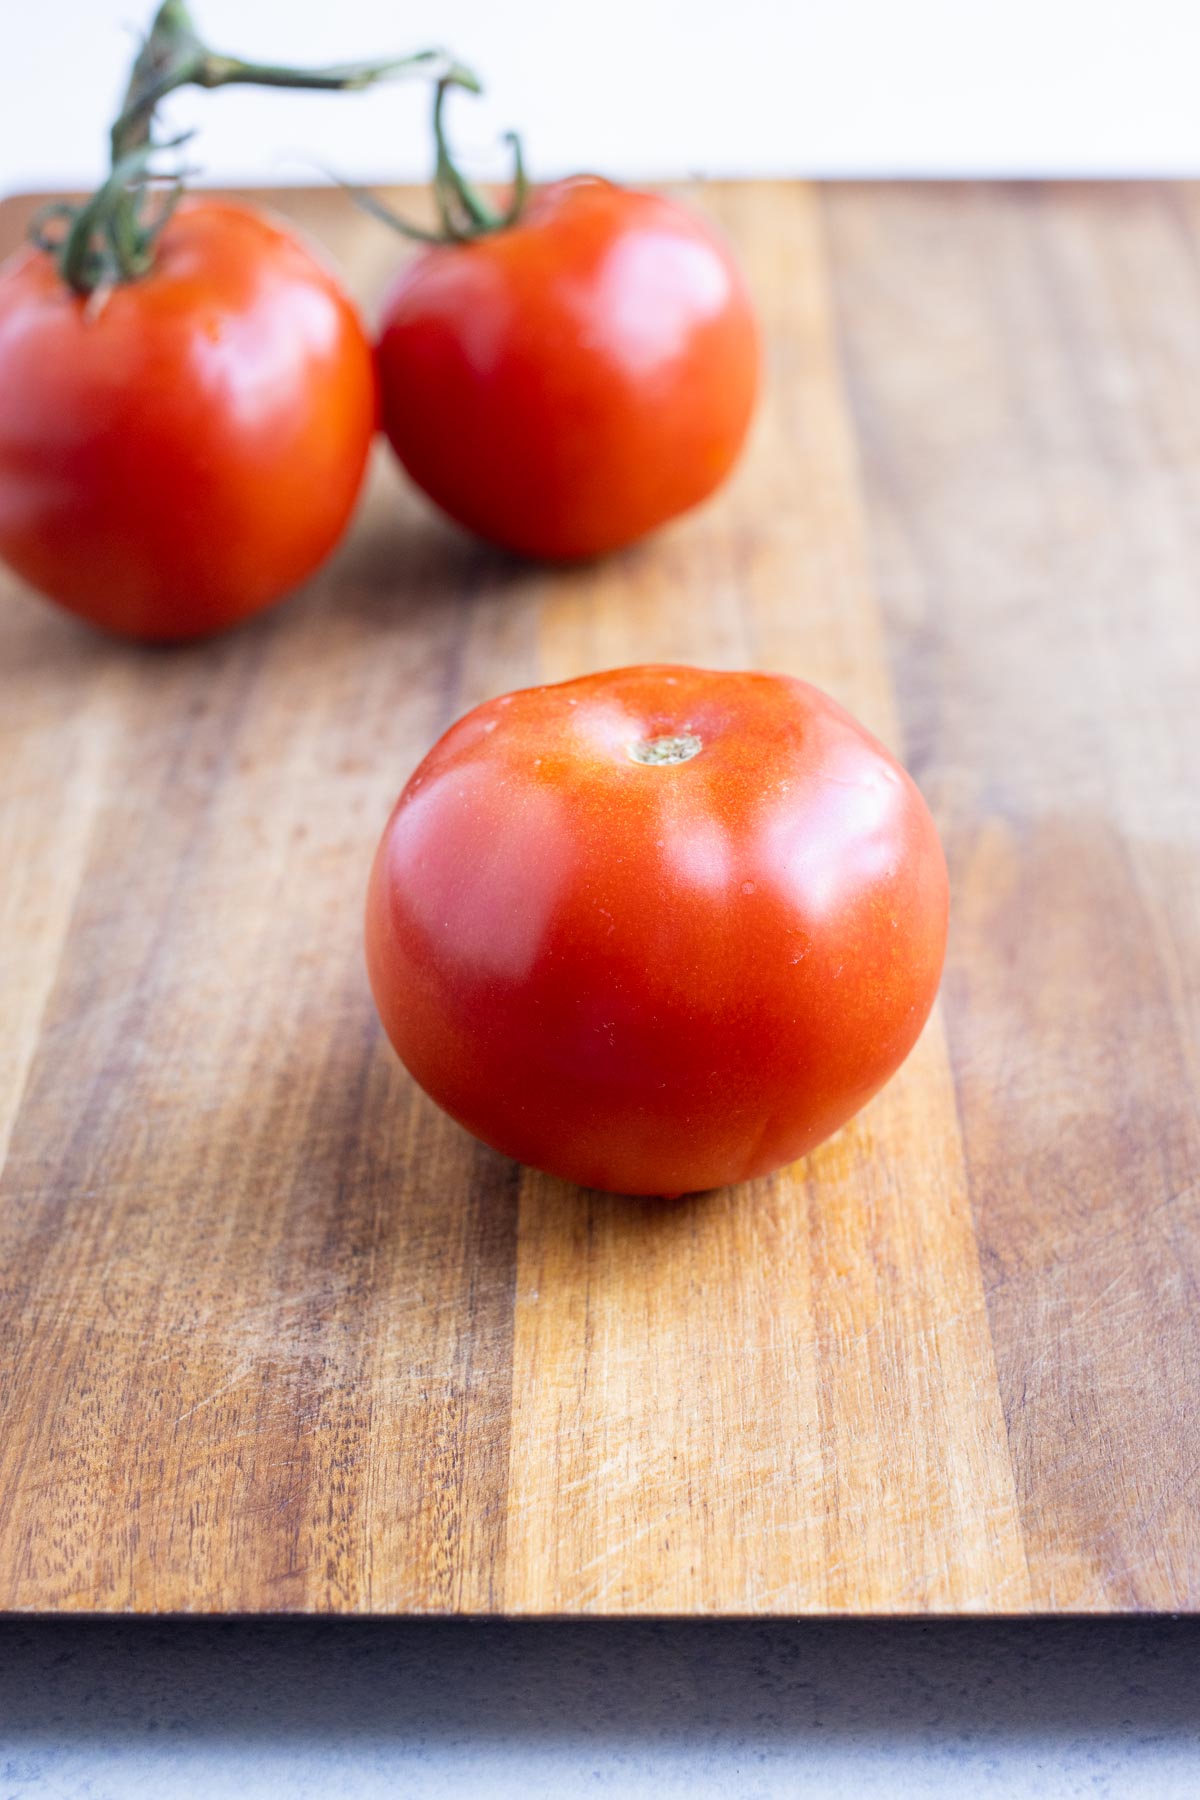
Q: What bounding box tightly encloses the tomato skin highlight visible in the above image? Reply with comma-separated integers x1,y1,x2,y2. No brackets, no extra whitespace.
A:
375,180,760,561
366,665,949,1197
0,200,377,641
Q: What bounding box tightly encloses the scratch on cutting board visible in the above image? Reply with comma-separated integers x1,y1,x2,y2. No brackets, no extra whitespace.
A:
173,1375,250,1427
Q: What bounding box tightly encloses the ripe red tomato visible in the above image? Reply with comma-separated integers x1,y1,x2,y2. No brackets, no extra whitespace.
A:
366,665,948,1196
375,179,760,560
0,199,377,641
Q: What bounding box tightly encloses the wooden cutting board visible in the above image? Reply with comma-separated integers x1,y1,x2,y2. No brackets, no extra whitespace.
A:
1,181,1198,1616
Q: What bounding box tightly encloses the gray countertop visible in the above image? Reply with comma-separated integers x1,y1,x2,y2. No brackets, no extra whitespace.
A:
2,1617,1198,1797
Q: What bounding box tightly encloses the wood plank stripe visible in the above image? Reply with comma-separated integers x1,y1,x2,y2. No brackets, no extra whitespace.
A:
0,609,126,1170
503,184,1029,1614
0,454,524,1611
825,179,1200,1609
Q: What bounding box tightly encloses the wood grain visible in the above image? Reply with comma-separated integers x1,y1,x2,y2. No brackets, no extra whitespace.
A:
827,181,1200,1609
0,181,1194,1614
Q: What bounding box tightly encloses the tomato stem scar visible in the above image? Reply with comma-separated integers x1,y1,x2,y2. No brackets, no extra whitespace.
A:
628,734,703,765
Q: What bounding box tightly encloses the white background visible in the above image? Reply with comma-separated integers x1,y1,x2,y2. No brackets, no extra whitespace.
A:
4,0,1200,195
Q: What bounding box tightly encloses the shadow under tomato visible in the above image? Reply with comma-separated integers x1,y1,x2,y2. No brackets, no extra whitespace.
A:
335,512,525,602
321,446,669,630
323,454,534,622
512,1161,739,1291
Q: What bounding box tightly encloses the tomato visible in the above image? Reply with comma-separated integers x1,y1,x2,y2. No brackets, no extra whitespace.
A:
375,179,760,561
366,665,948,1196
0,200,377,641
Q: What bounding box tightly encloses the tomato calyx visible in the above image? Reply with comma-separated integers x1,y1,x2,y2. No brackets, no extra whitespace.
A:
348,76,528,247
29,0,476,297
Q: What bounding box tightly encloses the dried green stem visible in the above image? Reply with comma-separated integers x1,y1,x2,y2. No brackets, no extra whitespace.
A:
350,77,528,248
32,0,477,295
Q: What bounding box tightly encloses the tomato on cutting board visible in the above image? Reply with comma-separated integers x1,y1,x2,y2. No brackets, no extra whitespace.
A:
366,665,949,1197
0,1,464,641
375,179,760,561
0,202,377,642
364,81,760,560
